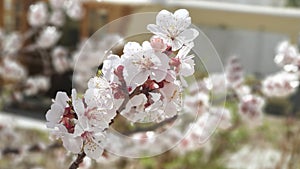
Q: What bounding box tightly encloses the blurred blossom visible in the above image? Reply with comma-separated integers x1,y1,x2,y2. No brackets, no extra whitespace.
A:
50,10,65,27
188,80,210,95
227,146,284,169
209,107,232,130
184,92,209,115
225,56,244,88
98,34,124,50
238,95,264,125
2,32,23,55
36,26,61,48
52,46,70,73
27,2,48,27
204,73,227,95
49,0,65,9
147,9,199,51
64,0,84,20
24,76,50,96
183,107,231,146
0,123,19,147
262,71,299,97
73,34,124,90
0,58,27,82
235,85,251,98
274,41,300,71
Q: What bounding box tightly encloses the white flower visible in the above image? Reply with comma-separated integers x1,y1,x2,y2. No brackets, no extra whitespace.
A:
27,2,48,27
73,115,106,160
225,56,244,88
45,92,70,128
72,89,115,130
239,95,264,125
262,71,299,98
2,32,22,55
52,47,70,73
159,81,182,118
174,43,195,77
84,76,114,110
121,93,148,122
122,41,170,88
50,10,65,27
147,9,199,51
102,54,122,83
57,125,82,154
37,26,61,48
274,41,299,71
170,43,195,86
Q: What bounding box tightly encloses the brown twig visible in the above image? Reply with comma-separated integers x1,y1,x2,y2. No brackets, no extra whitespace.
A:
69,152,86,169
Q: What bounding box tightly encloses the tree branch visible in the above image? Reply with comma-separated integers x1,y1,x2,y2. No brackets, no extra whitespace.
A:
69,152,86,169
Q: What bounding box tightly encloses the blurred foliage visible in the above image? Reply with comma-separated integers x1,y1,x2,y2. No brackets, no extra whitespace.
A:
287,0,300,7
264,98,292,116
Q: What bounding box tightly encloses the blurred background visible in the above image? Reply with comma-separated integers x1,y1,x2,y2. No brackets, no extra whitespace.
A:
0,0,300,169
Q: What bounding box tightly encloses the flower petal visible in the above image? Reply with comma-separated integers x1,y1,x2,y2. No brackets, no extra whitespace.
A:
84,141,104,160
62,135,83,154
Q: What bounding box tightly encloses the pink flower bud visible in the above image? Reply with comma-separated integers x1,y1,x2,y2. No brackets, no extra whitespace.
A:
150,36,166,51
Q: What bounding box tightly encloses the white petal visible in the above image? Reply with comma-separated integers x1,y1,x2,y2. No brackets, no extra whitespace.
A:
46,104,63,122
164,102,178,118
150,69,167,82
156,10,174,27
130,71,149,86
147,24,168,38
171,39,184,51
174,9,189,19
84,141,104,160
123,42,143,56
180,58,195,77
62,135,83,154
72,89,85,116
178,28,199,43
55,92,69,107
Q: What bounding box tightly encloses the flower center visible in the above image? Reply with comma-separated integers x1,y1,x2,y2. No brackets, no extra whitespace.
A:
134,56,154,70
81,131,93,142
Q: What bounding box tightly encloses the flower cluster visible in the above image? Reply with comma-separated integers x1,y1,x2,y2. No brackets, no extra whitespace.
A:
274,41,300,72
46,9,199,160
46,76,116,159
262,41,300,98
262,71,299,97
101,9,199,123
